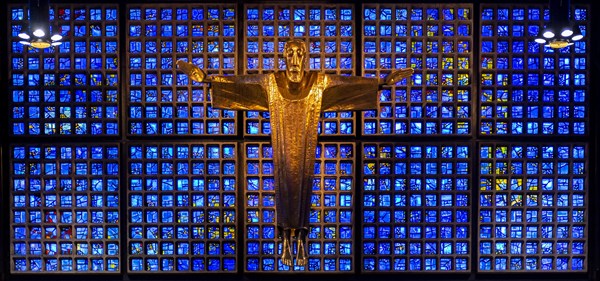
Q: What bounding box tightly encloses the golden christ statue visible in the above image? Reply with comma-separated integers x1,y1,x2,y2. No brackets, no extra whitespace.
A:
177,39,413,266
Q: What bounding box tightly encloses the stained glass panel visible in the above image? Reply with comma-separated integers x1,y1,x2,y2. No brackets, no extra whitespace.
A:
9,5,119,136
127,143,237,272
362,4,473,136
5,1,593,277
479,5,589,135
478,143,587,271
10,145,120,273
244,4,356,136
244,142,355,272
361,143,471,271
126,5,237,136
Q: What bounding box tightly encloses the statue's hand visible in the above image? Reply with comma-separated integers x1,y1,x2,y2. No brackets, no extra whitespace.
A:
176,60,207,83
383,68,414,86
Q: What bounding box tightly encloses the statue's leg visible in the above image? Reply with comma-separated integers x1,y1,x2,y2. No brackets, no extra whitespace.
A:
295,228,308,266
281,228,293,266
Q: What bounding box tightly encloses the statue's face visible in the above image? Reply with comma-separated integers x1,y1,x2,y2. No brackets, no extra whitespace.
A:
284,41,306,83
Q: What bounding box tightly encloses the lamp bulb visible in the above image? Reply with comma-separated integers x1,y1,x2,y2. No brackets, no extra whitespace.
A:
18,32,31,40
543,31,555,38
33,29,45,37
561,29,573,37
572,34,583,41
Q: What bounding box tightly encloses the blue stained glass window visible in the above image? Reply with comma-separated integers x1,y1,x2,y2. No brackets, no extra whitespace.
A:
362,143,470,271
127,143,237,272
8,1,592,276
245,142,355,272
9,5,119,136
10,145,120,272
479,143,587,271
479,5,589,136
363,4,472,136
244,4,355,137
127,4,237,136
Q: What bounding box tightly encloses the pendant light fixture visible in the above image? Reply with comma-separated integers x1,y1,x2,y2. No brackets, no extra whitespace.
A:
18,0,62,49
535,0,583,49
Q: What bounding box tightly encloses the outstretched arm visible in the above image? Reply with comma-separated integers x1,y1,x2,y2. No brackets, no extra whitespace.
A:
176,60,269,111
321,68,414,112
176,60,210,83
380,67,414,89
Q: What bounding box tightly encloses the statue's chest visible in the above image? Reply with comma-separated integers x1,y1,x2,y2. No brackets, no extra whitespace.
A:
271,72,323,101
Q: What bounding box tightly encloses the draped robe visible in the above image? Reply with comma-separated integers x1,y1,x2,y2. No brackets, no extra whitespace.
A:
209,71,380,230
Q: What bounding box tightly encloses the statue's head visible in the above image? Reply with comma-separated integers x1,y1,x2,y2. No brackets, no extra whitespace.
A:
284,39,306,83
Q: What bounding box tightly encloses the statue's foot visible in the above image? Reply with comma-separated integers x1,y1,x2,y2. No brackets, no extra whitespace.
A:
296,255,307,266
281,250,293,266
296,238,308,266
281,229,293,266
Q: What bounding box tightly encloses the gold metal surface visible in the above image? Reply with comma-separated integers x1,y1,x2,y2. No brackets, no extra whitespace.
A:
178,39,413,266
548,39,572,49
30,41,51,49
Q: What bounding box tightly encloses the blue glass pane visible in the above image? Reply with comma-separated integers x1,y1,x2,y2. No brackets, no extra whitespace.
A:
479,5,589,136
478,143,587,271
362,143,471,271
127,5,237,136
9,5,119,136
128,143,237,272
363,4,472,136
10,145,120,272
